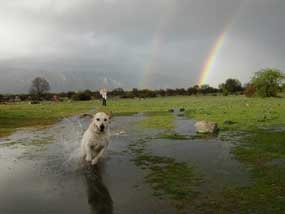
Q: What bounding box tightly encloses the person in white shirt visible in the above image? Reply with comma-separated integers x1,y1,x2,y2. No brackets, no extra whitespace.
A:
100,89,107,106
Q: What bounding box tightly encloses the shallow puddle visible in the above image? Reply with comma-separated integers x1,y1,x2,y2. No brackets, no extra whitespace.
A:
0,113,251,214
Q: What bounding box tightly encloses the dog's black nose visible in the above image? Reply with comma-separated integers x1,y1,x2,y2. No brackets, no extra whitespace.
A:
100,124,105,131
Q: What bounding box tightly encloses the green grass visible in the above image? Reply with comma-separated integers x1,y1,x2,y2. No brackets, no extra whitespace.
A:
234,130,285,164
1,96,285,212
92,95,285,132
0,101,98,137
128,138,202,212
138,111,175,130
1,96,285,137
184,97,285,131
194,130,285,214
101,96,285,131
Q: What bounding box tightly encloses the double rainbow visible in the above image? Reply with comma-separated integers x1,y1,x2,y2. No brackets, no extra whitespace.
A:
140,0,177,89
142,30,228,88
140,1,242,88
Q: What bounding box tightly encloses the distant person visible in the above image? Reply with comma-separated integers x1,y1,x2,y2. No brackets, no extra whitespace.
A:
100,88,108,106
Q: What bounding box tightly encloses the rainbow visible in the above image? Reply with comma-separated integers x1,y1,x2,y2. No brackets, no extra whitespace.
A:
140,0,177,89
143,28,228,88
140,1,242,88
141,34,162,89
197,0,245,86
198,31,227,86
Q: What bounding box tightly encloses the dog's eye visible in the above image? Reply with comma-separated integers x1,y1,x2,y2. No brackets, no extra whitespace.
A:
104,118,107,122
96,118,100,121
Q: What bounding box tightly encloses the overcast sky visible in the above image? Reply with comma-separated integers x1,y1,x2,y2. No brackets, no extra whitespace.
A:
0,0,285,93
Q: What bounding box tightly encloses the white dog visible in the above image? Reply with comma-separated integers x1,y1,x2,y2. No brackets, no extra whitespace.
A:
80,112,112,165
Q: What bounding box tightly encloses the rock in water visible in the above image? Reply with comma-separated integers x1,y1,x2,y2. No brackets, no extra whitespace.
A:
194,121,218,134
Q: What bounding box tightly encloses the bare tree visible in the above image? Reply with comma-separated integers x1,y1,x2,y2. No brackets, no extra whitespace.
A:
30,77,50,99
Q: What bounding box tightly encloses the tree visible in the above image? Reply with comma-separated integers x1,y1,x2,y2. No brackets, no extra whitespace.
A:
175,88,187,96
132,88,139,97
165,88,176,96
218,79,242,95
111,88,125,97
224,78,242,94
251,68,284,97
200,84,210,95
157,89,166,97
187,85,199,95
218,83,227,96
71,90,92,101
282,83,285,92
244,84,256,97
30,77,50,99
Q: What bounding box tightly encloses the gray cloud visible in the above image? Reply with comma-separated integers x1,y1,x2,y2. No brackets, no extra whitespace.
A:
0,0,285,93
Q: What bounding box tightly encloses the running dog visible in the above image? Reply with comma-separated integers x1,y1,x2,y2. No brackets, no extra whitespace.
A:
80,112,112,165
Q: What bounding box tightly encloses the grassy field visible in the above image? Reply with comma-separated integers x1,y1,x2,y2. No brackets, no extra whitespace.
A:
1,96,285,137
0,101,98,137
103,96,285,131
1,96,285,213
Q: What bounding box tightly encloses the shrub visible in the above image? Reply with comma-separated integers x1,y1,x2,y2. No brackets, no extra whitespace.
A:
244,84,256,97
71,90,92,101
251,68,284,97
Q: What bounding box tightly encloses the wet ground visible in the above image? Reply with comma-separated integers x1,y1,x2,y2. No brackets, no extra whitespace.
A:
0,113,250,214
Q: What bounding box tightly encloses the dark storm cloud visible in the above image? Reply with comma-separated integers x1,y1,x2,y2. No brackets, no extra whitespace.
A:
0,0,285,92
11,0,239,41
206,0,285,86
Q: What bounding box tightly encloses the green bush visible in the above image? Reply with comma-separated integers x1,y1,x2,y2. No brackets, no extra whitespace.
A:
251,68,284,97
71,90,92,101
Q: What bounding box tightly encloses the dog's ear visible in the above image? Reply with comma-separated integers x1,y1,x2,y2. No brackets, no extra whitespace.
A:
80,113,94,119
107,111,112,119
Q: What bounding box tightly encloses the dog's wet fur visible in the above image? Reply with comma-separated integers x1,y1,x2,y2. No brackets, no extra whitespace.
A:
80,112,112,165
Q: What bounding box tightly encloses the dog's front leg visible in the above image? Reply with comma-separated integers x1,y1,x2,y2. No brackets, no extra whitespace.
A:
91,148,105,165
85,149,92,162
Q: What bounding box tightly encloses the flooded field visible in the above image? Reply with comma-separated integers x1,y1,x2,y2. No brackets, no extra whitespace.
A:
0,112,283,213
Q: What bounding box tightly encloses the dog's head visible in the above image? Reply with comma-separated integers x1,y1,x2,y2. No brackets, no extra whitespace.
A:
82,112,112,133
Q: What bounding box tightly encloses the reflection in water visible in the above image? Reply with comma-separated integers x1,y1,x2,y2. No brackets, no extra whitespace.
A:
82,164,113,214
0,114,251,214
